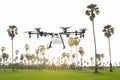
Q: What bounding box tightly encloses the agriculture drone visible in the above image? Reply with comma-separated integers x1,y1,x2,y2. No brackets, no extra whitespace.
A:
24,27,87,49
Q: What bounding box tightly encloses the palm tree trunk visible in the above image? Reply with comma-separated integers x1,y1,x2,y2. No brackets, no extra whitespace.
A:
91,60,93,68
40,54,41,64
71,47,72,64
48,49,50,64
76,46,78,67
29,45,30,54
37,54,39,65
92,21,99,73
81,57,83,69
12,39,14,71
108,37,113,72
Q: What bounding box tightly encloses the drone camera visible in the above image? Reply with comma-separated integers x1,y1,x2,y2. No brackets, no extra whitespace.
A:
66,33,70,37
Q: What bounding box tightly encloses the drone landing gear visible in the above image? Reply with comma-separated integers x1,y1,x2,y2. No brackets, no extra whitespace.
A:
48,34,65,49
60,34,65,49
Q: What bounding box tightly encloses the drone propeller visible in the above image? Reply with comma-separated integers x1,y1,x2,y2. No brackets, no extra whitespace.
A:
79,28,87,33
59,27,71,33
78,28,87,38
60,27,71,29
34,27,41,33
24,31,35,34
24,31,35,38
34,27,51,37
34,27,42,31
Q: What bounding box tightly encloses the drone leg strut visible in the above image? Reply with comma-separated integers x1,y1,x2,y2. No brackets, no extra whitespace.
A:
48,41,52,48
60,34,65,49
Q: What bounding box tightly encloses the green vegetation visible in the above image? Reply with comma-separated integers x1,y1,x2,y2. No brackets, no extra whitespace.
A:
0,69,120,80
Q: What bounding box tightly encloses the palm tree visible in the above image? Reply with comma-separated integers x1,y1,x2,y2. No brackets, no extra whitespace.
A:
38,45,46,64
7,25,18,71
2,53,6,65
96,54,101,66
73,37,80,67
96,53,104,67
39,45,46,56
1,46,5,64
101,53,104,59
68,37,74,63
15,50,19,63
62,52,66,64
5,53,9,63
101,53,105,67
30,54,36,65
25,53,31,65
20,53,24,63
66,53,70,65
72,53,76,64
46,44,51,64
85,4,100,73
1,46,5,53
1,52,9,65
24,44,29,53
78,47,85,69
102,25,114,72
90,57,94,67
35,48,39,65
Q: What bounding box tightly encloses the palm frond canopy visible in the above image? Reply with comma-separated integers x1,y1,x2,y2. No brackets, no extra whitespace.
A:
62,52,66,57
102,25,114,38
35,49,39,54
85,10,90,16
25,44,29,51
78,47,85,56
1,46,5,52
7,25,18,40
66,53,70,58
15,50,19,55
68,37,74,47
73,37,80,46
85,4,100,21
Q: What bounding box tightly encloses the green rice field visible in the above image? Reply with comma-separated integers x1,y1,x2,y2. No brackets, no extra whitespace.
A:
0,69,120,80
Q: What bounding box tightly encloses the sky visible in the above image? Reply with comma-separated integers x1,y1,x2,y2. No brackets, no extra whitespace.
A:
0,0,120,64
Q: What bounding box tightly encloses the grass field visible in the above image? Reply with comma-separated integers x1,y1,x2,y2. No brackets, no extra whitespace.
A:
0,69,120,80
